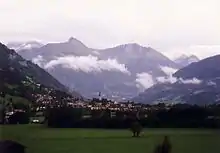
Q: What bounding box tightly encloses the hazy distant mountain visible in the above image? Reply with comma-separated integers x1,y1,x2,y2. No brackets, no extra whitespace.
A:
133,55,220,105
10,38,179,100
7,41,44,52
99,43,179,75
15,37,94,61
174,55,220,81
174,54,199,68
0,43,81,99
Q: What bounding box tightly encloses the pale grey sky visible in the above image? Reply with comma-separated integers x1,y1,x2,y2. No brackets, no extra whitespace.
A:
0,0,220,59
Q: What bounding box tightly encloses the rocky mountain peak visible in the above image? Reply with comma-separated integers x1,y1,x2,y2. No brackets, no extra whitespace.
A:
174,54,200,68
67,37,87,48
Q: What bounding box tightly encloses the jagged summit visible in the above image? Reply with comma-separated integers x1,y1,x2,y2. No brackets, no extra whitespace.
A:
7,41,43,51
66,37,87,48
133,54,220,105
6,38,178,100
68,37,78,43
174,54,200,68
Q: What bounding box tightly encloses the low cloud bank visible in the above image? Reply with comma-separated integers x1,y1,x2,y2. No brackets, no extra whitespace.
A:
32,56,203,92
156,66,178,84
156,76,202,85
160,66,178,76
156,76,177,84
135,72,154,91
179,78,202,84
135,66,203,92
32,55,44,68
158,66,202,84
43,55,130,74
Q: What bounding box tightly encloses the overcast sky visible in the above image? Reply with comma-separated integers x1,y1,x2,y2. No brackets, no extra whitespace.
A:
0,0,220,59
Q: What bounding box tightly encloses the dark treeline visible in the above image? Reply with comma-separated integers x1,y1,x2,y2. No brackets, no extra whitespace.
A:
6,112,29,124
45,104,220,129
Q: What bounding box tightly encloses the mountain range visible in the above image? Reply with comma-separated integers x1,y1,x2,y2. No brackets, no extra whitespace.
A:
7,41,44,52
7,38,219,105
133,55,220,105
8,38,182,100
0,43,81,103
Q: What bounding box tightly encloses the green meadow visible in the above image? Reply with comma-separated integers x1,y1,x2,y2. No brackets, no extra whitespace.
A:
1,125,220,153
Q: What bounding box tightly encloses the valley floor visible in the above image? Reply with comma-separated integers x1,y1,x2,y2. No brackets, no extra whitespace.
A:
1,125,220,153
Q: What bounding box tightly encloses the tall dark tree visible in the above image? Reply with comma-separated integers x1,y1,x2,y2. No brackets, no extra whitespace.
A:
130,121,143,137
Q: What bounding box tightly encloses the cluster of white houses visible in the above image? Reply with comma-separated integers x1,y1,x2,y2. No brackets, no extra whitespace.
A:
33,92,173,112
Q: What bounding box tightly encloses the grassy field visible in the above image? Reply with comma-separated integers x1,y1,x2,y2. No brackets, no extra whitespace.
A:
1,125,220,153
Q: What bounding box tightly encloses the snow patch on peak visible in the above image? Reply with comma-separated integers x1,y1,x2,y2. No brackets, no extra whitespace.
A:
174,54,200,67
7,41,43,51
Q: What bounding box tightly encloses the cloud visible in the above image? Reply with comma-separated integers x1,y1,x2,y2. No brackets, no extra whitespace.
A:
135,65,202,92
156,76,177,84
1,0,219,60
44,55,130,74
157,76,202,85
135,72,155,91
157,66,202,85
32,55,45,68
156,66,178,84
179,78,202,84
160,66,178,76
207,81,217,86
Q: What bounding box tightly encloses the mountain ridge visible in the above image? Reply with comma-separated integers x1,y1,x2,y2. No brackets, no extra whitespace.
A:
0,43,81,100
174,54,200,68
133,54,220,105
7,38,179,100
